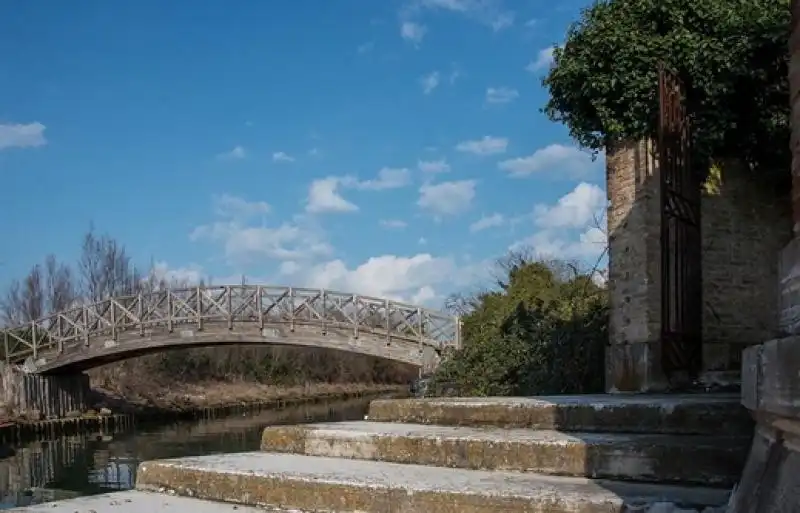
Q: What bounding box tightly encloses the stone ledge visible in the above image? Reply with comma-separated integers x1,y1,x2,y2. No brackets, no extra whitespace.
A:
741,336,800,418
733,336,800,512
5,490,283,512
135,452,731,513
259,421,748,486
367,394,752,436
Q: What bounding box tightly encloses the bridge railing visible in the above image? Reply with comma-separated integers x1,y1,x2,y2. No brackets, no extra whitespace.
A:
0,285,461,363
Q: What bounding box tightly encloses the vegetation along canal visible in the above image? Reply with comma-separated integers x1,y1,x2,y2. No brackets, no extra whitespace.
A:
0,396,383,509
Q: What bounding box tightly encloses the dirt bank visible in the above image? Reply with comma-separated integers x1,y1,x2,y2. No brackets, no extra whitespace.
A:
90,381,408,416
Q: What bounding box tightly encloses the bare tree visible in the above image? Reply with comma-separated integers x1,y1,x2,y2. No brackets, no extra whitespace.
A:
1,265,45,325
44,255,75,313
79,228,142,302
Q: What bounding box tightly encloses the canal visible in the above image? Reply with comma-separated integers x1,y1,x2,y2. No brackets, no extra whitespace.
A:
0,396,382,509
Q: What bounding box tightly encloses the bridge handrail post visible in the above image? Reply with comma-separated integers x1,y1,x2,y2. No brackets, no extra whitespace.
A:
289,287,295,332
196,286,203,330
227,286,233,330
110,300,117,341
257,286,264,329
321,289,327,335
57,316,64,353
167,289,173,333
384,299,390,344
138,293,144,337
456,315,462,350
31,320,37,359
353,294,359,339
417,307,423,354
82,306,89,347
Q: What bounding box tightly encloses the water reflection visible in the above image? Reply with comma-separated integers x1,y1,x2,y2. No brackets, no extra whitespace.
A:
0,397,376,509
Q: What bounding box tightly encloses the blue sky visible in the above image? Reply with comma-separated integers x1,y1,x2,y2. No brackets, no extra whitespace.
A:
0,0,607,306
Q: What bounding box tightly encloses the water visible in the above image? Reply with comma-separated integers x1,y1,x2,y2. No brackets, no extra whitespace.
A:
0,396,380,509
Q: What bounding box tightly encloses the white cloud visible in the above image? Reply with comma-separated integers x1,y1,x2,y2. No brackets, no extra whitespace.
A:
511,226,607,262
273,151,295,162
498,144,598,177
418,180,476,216
420,71,440,94
357,42,374,54
217,145,246,160
192,196,333,266
411,285,438,305
533,182,606,229
448,68,462,84
455,136,508,155
213,194,271,219
353,167,411,190
306,177,359,213
470,213,505,232
380,219,408,229
401,21,427,45
485,87,519,104
149,261,205,286
411,0,514,31
526,46,555,72
295,254,459,304
191,220,332,265
418,159,450,174
0,122,46,150
509,182,608,265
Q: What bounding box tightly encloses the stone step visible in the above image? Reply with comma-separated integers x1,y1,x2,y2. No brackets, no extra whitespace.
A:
6,490,286,512
135,451,732,513
259,421,748,486
367,393,752,436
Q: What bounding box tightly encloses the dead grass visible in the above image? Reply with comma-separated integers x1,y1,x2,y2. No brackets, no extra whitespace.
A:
89,380,405,413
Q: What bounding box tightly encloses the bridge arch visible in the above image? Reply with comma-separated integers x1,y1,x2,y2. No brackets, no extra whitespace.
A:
0,285,460,374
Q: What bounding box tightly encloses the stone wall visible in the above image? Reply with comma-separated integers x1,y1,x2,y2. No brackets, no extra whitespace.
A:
779,0,800,334
606,139,666,392
732,338,800,512
700,163,790,371
606,141,790,391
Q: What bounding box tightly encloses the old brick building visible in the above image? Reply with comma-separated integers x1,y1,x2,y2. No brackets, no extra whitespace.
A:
605,35,794,394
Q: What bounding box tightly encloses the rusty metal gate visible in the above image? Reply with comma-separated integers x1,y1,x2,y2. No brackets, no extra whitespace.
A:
658,64,703,381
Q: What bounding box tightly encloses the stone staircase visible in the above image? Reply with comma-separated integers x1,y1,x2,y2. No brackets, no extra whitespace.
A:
17,394,753,513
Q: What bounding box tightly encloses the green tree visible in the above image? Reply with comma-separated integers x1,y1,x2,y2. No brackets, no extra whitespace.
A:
543,0,790,175
432,257,607,397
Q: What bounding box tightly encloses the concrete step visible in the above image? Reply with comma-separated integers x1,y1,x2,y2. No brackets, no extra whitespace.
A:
367,393,752,436
135,451,732,513
6,490,287,512
259,421,748,486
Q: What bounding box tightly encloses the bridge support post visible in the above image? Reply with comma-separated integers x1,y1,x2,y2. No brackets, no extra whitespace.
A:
0,364,90,420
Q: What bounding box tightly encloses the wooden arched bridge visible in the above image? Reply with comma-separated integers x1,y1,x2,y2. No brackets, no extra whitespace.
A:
0,285,461,374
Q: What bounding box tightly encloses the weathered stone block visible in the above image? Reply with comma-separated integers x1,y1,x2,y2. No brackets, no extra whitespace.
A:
260,421,749,486
759,336,800,419
605,341,669,393
779,238,800,334
366,394,752,436
135,452,732,513
741,343,764,411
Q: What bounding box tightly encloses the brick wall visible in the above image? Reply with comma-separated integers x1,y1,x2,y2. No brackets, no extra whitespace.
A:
701,163,790,371
606,139,667,392
780,0,800,335
607,142,790,386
